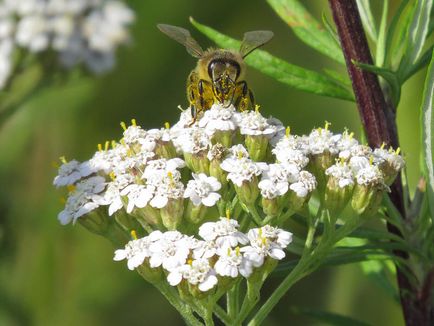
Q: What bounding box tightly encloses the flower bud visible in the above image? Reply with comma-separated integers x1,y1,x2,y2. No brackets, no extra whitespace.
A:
235,177,260,206
154,140,177,159
261,196,286,217
288,171,317,211
185,202,209,224
136,262,164,284
351,165,386,215
324,162,354,214
133,205,162,226
208,144,228,186
184,151,210,174
160,198,184,230
245,135,269,162
351,185,384,216
211,130,233,148
373,147,405,186
78,209,110,235
308,151,335,192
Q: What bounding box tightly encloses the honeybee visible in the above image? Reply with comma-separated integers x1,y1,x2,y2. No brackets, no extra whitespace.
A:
157,24,273,123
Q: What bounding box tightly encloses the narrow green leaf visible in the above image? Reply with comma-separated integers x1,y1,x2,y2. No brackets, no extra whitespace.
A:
190,18,354,101
403,45,434,82
359,259,400,302
266,0,345,64
323,68,351,87
290,306,372,326
321,12,341,48
384,0,413,70
399,0,433,80
420,49,434,221
356,0,378,42
375,0,389,66
353,61,401,105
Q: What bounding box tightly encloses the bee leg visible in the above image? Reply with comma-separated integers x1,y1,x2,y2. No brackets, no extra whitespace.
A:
248,88,255,109
234,81,251,111
198,79,207,111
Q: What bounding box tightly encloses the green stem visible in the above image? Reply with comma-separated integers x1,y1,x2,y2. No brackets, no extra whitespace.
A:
149,281,203,326
227,281,240,319
247,205,263,225
247,256,311,326
213,304,231,325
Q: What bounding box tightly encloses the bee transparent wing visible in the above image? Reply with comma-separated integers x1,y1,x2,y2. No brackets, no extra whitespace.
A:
157,24,204,58
239,31,274,58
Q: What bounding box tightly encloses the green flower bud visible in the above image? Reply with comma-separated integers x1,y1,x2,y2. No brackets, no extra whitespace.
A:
308,151,336,192
351,185,384,216
324,162,355,214
211,130,233,148
373,147,405,186
208,144,228,186
154,140,177,159
245,135,269,162
184,151,210,174
351,164,387,216
136,263,164,284
160,198,184,230
185,202,209,224
261,195,286,217
235,177,260,206
78,208,110,235
133,205,162,226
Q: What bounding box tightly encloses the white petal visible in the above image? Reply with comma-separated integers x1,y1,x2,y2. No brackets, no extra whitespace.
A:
198,275,218,292
150,195,168,208
167,271,183,286
58,210,72,225
113,249,127,261
269,248,285,260
201,192,221,207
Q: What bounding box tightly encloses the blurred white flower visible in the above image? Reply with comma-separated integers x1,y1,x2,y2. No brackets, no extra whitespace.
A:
0,0,135,88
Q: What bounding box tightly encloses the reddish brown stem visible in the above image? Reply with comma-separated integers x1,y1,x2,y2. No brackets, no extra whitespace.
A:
328,1,431,325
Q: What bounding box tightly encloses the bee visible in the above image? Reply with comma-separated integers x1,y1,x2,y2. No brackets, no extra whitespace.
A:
157,24,273,123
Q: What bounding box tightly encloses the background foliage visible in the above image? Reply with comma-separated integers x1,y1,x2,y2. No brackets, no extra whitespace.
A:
0,0,423,325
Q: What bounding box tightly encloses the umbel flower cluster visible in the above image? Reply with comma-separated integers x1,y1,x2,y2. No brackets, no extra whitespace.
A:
114,221,291,292
0,0,135,88
54,103,404,297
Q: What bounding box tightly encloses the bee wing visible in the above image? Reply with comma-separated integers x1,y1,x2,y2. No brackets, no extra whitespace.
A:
239,31,274,58
157,24,204,58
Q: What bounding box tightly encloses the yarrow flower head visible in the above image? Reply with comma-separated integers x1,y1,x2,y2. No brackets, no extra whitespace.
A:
54,102,405,311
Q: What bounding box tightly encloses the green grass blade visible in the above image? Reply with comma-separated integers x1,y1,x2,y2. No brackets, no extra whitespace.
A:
356,0,378,42
190,18,354,101
420,49,434,220
266,0,344,64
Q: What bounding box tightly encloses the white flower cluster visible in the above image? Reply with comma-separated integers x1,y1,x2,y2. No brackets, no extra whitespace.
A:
0,0,135,88
273,127,404,191
114,219,292,292
54,104,404,225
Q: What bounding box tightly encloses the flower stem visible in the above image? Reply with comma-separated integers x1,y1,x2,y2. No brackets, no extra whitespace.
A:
327,2,424,324
213,304,231,325
247,255,311,326
227,280,240,319
247,205,263,226
149,280,203,326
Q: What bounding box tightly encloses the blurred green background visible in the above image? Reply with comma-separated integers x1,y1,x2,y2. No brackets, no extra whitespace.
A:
0,1,423,325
